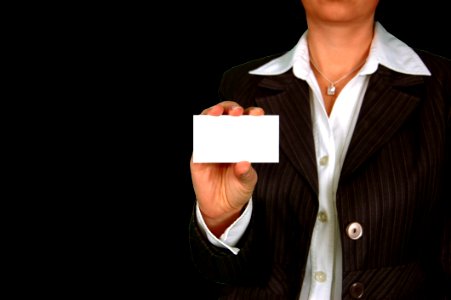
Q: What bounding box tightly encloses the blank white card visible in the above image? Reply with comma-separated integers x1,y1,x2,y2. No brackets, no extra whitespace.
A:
192,115,279,163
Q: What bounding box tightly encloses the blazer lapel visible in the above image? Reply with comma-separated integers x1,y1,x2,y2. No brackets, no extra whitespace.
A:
255,73,319,195
341,66,424,180
249,66,424,194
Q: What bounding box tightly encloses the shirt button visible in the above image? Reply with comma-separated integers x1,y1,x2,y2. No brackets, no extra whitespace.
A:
349,282,365,299
318,211,328,222
319,155,329,166
346,222,363,240
314,271,327,282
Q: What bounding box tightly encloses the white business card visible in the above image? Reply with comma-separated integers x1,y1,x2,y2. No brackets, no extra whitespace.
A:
192,115,279,163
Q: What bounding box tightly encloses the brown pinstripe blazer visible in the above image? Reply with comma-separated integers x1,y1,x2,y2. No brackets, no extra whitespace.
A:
189,49,451,299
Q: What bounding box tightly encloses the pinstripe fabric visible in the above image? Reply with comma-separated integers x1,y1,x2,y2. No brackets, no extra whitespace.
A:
189,50,451,299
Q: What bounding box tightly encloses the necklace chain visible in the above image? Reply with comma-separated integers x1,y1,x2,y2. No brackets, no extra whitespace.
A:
310,57,366,96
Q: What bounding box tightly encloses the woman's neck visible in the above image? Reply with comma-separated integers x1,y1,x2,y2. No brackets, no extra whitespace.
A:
306,20,374,77
306,20,374,116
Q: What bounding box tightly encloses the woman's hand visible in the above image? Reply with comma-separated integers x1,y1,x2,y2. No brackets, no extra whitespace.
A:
190,101,264,236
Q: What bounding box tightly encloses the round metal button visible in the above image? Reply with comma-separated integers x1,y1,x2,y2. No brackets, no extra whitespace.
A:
346,222,363,240
349,282,364,299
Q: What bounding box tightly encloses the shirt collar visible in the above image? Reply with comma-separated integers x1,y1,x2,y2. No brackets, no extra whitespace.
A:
249,22,431,78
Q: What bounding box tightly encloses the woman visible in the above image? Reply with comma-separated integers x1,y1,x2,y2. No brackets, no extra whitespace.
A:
189,0,451,298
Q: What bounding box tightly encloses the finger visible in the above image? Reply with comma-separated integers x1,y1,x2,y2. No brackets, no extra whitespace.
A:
234,161,258,187
201,104,224,116
243,107,265,116
201,101,243,116
221,101,243,116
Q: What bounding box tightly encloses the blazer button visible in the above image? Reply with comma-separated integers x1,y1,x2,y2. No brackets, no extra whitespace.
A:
349,282,364,299
346,222,363,240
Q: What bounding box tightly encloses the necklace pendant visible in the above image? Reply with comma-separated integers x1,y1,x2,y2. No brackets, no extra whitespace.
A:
327,83,336,96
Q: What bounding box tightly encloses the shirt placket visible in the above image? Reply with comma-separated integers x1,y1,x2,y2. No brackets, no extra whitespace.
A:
308,97,337,299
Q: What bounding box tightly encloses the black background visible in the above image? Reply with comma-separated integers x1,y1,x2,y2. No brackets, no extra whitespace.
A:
69,0,450,298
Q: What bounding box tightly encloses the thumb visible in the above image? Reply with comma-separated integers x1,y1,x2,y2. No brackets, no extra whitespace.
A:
235,161,257,188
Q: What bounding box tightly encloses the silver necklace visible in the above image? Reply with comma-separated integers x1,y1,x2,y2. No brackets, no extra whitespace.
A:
310,58,366,96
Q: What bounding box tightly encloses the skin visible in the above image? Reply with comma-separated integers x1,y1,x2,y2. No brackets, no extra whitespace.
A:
190,0,380,237
303,0,379,114
190,102,263,237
